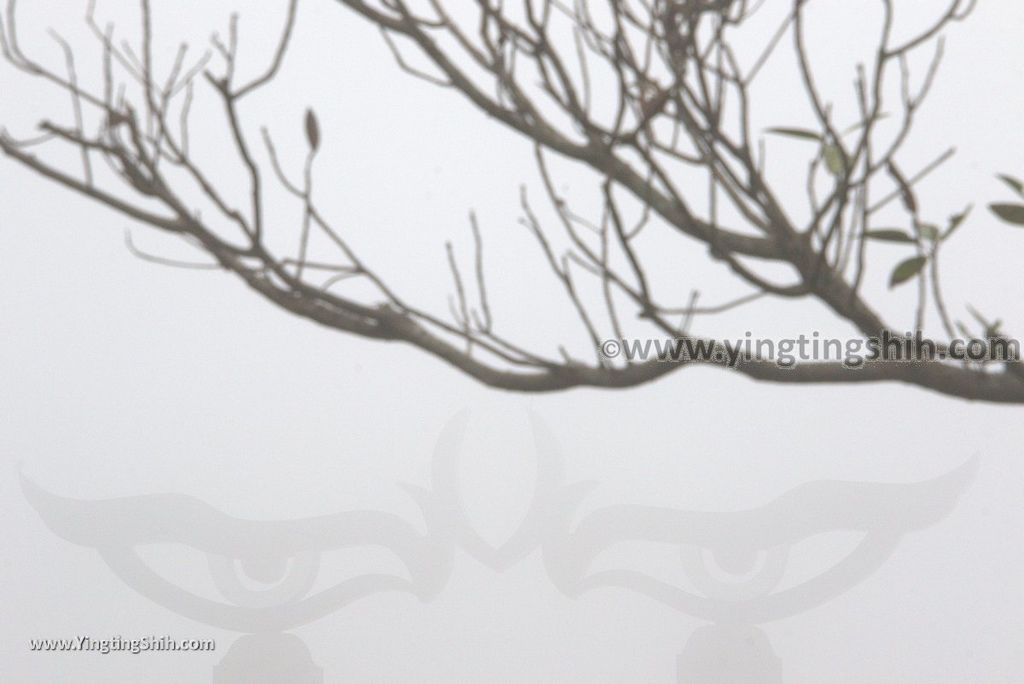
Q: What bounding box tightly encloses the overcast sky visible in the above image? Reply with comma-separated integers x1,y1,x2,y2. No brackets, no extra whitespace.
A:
1,1,1022,682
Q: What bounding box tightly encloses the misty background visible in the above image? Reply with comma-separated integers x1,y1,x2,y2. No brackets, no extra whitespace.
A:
1,1,1022,681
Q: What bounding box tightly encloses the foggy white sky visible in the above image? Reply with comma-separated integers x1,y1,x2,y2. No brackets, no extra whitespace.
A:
1,1,1022,681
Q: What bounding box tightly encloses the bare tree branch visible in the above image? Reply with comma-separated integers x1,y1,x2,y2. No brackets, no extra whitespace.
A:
1,0,1022,403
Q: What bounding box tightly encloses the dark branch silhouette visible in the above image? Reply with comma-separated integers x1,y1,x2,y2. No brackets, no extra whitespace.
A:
2,0,1023,402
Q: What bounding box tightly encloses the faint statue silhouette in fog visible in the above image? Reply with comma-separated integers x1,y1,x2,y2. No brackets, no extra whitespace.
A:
538,453,976,682
20,468,458,683
435,415,976,682
22,411,976,683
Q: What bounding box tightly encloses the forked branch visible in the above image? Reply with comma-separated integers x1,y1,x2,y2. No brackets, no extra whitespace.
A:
1,0,1022,402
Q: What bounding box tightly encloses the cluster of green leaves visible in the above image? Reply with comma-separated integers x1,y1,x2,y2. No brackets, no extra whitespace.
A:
766,127,1020,298
766,125,853,178
990,174,1024,227
864,207,970,288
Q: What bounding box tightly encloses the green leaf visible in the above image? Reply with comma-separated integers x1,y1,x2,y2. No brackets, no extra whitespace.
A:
822,143,845,176
989,203,1024,226
765,127,822,142
889,255,927,288
887,162,918,214
917,223,940,241
943,205,972,240
841,112,890,135
304,108,320,151
997,174,1024,198
863,229,915,243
